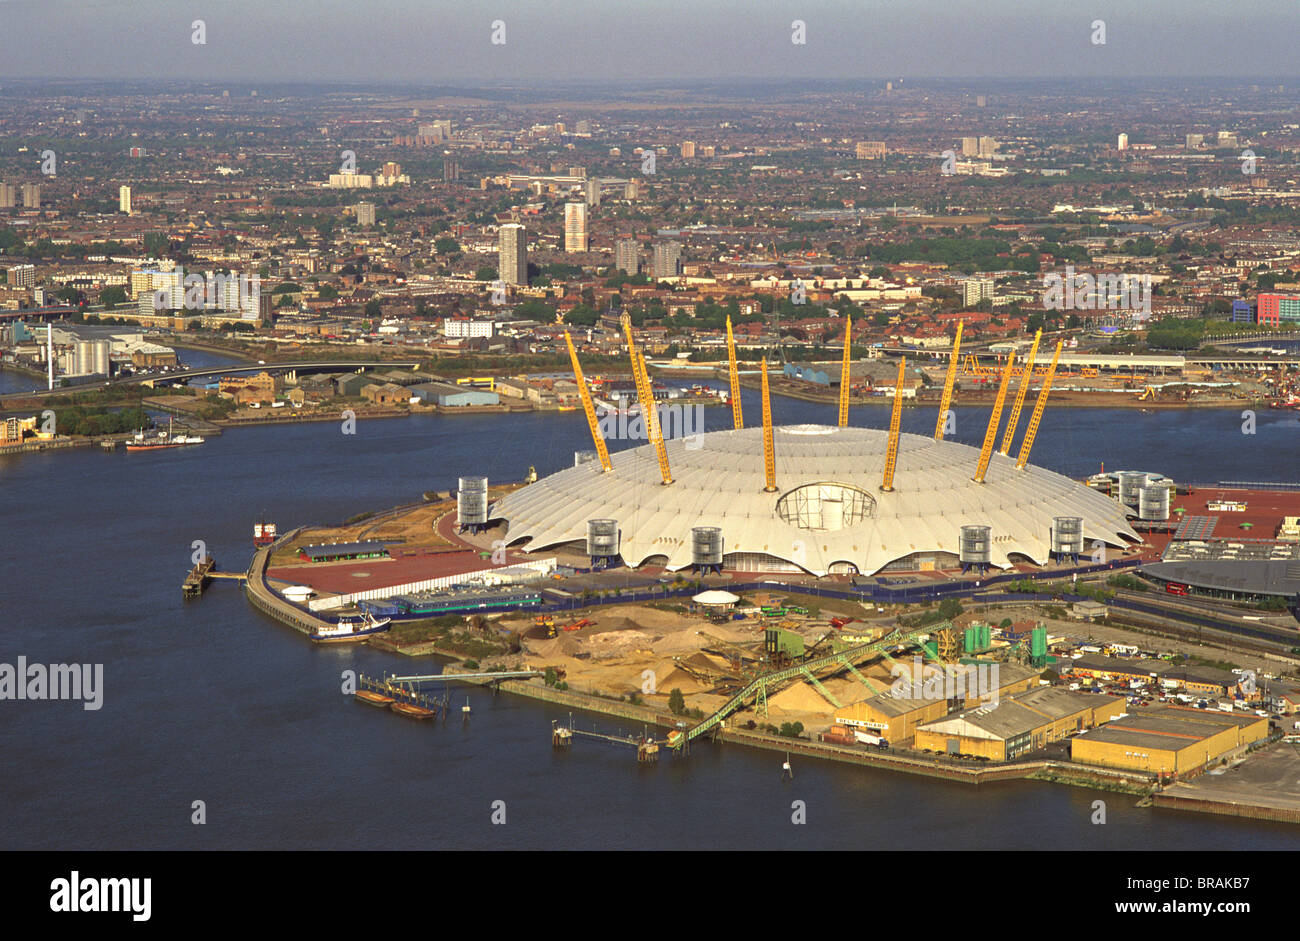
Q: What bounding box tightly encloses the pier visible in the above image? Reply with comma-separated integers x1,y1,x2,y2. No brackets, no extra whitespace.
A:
551,717,663,762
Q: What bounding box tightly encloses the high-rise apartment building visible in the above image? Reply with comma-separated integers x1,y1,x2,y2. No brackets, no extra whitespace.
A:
498,223,527,286
962,278,994,307
443,158,459,182
855,141,887,159
1185,133,1204,150
119,185,132,214
8,264,36,288
1117,133,1129,151
355,202,376,227
961,137,997,158
652,242,682,280
615,238,639,275
680,141,696,158
564,202,588,253
0,183,16,208
585,177,601,207
22,183,40,209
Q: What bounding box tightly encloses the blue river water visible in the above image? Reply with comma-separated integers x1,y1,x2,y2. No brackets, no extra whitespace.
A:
1,355,1299,849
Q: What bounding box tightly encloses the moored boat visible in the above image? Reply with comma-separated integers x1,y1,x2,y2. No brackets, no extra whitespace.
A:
391,701,436,719
354,689,395,708
253,518,278,547
309,612,392,644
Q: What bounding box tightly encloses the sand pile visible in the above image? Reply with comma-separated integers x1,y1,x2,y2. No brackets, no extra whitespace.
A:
522,634,582,658
766,681,836,716
652,667,706,695
648,630,709,656
585,629,654,655
823,677,874,706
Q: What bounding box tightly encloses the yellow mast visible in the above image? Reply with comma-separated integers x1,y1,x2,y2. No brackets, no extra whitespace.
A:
622,313,672,485
1015,340,1063,471
564,331,612,472
837,314,852,427
725,315,744,429
973,351,1016,484
933,320,963,440
761,359,776,492
999,328,1041,456
637,352,673,484
880,358,906,492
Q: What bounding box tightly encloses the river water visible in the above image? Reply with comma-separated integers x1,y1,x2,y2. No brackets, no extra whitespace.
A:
1,355,1298,849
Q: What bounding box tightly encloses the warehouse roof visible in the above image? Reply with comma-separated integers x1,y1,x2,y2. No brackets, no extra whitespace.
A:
1073,704,1263,751
1140,559,1300,598
298,541,389,561
920,687,1109,741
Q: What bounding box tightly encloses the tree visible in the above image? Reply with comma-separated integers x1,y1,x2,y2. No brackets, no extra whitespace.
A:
435,236,461,255
668,688,686,715
937,598,964,621
100,285,127,306
475,266,498,281
364,299,382,318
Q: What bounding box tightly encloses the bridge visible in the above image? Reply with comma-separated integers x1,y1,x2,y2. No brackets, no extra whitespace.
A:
123,360,423,386
0,360,423,402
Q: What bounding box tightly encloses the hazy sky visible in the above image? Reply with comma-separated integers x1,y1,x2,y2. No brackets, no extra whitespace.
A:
2,0,1298,85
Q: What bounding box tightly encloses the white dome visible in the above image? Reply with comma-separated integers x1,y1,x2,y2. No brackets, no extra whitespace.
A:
492,424,1137,576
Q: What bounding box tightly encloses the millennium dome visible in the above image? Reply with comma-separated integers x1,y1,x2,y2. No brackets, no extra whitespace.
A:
490,423,1138,577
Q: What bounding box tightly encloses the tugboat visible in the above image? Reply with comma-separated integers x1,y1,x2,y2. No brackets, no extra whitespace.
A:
309,611,391,644
253,518,278,547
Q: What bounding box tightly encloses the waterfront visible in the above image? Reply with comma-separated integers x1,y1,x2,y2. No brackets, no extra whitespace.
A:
2,388,1300,849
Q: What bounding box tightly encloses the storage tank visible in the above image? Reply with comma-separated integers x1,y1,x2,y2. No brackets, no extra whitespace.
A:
1030,626,1048,663
1138,484,1170,522
959,524,991,572
1050,516,1084,559
586,518,621,569
573,450,597,467
457,476,488,532
74,340,94,376
92,340,110,376
1117,471,1148,509
691,526,723,572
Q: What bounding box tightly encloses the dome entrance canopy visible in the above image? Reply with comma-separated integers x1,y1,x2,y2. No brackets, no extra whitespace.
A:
775,482,877,532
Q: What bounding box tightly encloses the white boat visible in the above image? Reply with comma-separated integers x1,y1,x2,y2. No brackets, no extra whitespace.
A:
309,612,392,644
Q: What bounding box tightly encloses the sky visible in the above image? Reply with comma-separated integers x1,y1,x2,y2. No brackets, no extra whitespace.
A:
1,0,1298,85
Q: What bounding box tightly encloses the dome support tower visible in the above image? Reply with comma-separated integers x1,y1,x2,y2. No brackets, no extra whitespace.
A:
974,351,1016,484
564,331,612,472
761,359,777,492
837,314,852,427
1000,328,1041,456
933,320,963,440
881,358,906,492
726,315,744,430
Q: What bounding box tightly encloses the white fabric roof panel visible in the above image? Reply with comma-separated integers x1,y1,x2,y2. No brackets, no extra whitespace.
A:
492,424,1138,576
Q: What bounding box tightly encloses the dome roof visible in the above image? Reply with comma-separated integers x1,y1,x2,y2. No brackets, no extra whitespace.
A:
492,424,1137,576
